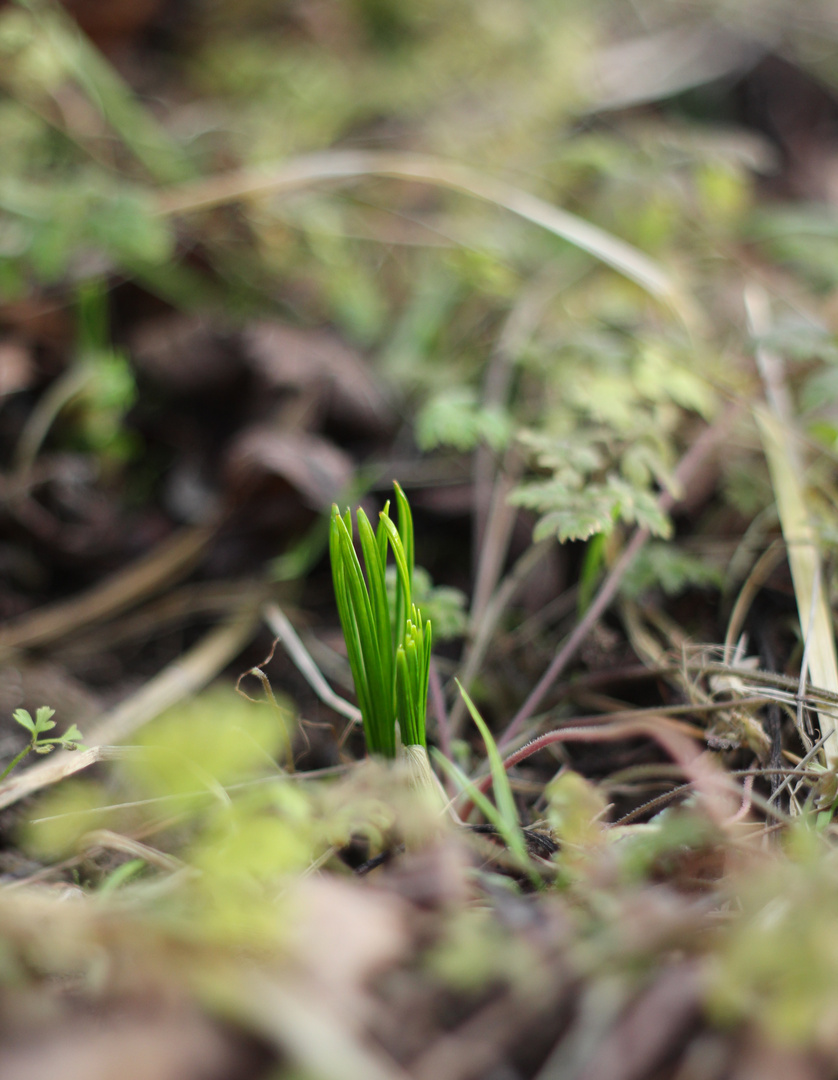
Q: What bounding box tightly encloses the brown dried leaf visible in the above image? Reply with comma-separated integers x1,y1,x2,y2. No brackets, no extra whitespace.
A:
224,425,353,510
0,341,34,396
244,322,393,431
130,316,240,393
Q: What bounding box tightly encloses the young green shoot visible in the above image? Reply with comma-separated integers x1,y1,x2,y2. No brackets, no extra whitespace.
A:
330,483,433,779
2,707,84,782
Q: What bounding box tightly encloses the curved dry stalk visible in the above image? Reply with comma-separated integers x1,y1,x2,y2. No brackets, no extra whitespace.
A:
155,150,690,316
0,525,213,657
723,539,786,657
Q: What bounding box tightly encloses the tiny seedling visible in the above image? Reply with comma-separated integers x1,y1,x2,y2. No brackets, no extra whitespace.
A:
330,483,433,781
1,708,84,782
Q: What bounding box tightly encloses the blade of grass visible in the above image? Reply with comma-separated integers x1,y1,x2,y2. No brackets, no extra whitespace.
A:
395,646,416,747
394,482,415,591
421,617,432,743
454,680,530,868
396,618,431,748
330,511,374,725
755,407,838,767
379,513,413,649
431,749,537,883
357,508,394,719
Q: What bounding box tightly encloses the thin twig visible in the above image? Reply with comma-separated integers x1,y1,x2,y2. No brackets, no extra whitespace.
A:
768,728,835,806
262,602,362,725
462,714,738,825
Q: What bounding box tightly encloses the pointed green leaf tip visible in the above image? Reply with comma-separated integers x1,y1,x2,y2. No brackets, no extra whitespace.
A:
330,484,431,759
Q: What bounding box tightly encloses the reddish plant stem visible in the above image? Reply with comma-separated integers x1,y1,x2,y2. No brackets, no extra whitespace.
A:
462,716,737,825
496,405,740,750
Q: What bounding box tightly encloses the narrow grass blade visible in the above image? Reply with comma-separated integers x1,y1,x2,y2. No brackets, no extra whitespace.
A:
333,566,372,725
395,646,416,746
454,680,530,867
421,618,432,738
431,749,537,882
755,407,838,770
357,508,394,716
394,482,415,591
379,514,412,649
376,499,391,568
330,526,373,729
332,509,394,756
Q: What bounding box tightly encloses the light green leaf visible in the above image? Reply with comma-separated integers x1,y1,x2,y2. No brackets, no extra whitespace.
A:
12,709,35,733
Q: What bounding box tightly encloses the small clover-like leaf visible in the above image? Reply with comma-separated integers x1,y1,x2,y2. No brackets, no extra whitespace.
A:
60,723,84,747
12,709,35,733
33,706,56,734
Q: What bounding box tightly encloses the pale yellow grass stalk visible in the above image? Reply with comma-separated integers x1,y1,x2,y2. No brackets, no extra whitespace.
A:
748,284,838,771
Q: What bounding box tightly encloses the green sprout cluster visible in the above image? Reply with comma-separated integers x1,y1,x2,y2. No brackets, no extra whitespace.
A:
330,482,431,758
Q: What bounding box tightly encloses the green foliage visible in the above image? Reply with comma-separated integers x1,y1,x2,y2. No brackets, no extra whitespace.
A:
613,807,716,885
68,283,139,460
416,388,513,452
452,681,533,876
510,432,673,543
708,841,838,1045
123,685,290,802
749,207,838,292
2,707,83,782
330,483,432,757
22,779,109,859
185,785,317,944
424,908,539,990
545,771,607,849
0,1,191,183
500,319,719,547
0,174,172,300
620,542,725,599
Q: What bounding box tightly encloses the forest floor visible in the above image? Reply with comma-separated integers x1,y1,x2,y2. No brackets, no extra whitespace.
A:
2,2,838,1078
